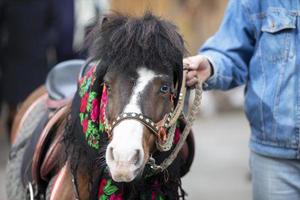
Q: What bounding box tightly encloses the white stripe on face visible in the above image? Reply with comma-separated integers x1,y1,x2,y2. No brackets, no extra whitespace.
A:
107,67,156,165
112,67,157,150
123,67,157,113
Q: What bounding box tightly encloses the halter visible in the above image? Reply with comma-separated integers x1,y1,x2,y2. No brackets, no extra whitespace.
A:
104,69,188,152
72,62,202,200
103,66,203,174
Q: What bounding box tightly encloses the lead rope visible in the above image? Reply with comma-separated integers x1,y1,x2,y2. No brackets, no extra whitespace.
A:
155,69,188,151
150,77,203,173
155,123,176,151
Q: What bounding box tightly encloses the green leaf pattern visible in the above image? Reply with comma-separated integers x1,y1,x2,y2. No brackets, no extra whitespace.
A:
99,179,119,200
87,91,97,112
78,66,103,150
98,178,167,200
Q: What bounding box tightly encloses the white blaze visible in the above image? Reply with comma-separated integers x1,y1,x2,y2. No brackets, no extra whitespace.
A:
112,67,157,151
124,67,157,113
106,67,157,178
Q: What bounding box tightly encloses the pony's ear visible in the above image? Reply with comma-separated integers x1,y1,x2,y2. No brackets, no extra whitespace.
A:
100,16,109,28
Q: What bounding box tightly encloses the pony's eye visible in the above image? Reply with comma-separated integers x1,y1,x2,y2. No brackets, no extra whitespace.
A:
160,85,170,94
107,85,111,92
105,83,111,92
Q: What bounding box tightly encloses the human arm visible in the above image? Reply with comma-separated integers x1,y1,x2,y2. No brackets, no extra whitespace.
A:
184,0,256,90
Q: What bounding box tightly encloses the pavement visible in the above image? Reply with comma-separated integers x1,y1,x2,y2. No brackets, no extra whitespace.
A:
0,128,9,200
0,111,251,200
182,111,252,200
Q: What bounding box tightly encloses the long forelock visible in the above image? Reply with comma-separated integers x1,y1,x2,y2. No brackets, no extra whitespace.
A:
88,12,186,73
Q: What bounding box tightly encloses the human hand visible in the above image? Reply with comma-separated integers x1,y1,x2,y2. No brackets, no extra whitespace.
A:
183,55,213,87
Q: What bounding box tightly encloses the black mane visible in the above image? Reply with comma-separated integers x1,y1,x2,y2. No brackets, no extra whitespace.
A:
88,12,186,73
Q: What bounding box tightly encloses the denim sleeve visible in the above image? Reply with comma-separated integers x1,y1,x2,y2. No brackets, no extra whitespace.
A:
200,0,255,90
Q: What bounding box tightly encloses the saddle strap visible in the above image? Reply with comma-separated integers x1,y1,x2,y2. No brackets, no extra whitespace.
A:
40,128,63,180
21,111,50,187
32,106,69,183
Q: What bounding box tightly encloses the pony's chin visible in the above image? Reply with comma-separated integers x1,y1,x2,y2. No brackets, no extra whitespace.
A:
110,167,142,182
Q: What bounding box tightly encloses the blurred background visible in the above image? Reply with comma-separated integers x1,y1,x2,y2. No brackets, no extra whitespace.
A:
0,0,251,199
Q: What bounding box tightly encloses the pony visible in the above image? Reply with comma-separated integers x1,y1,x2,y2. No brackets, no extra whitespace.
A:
6,12,199,200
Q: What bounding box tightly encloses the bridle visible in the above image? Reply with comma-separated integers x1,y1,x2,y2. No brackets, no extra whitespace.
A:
104,68,188,150
104,66,203,173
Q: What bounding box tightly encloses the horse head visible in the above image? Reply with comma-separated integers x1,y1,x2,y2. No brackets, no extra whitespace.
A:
82,12,186,183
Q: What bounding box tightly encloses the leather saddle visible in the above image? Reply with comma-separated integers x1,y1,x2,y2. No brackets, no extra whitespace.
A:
19,59,194,199
20,60,91,198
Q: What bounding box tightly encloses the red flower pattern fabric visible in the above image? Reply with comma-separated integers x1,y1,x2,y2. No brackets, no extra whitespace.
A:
80,93,89,113
78,65,105,149
91,98,100,122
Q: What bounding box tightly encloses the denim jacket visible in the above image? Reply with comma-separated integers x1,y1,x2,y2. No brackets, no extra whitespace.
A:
201,0,300,159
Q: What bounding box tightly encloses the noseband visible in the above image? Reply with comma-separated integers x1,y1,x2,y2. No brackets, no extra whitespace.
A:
105,112,171,137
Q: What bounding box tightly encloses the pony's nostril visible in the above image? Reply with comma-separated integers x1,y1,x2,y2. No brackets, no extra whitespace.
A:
129,149,141,165
109,147,115,161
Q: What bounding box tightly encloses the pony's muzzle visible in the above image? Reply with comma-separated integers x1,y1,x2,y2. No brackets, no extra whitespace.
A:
108,147,141,165
106,145,144,182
